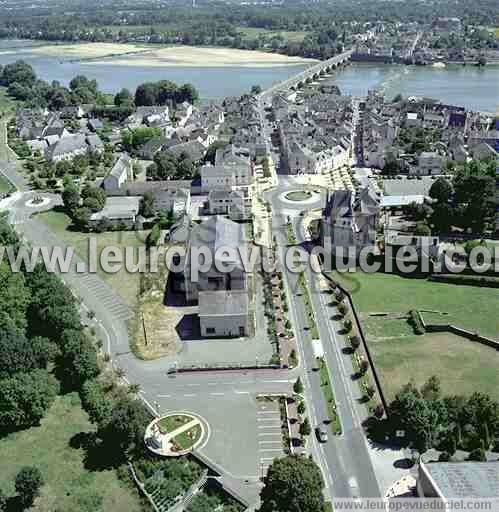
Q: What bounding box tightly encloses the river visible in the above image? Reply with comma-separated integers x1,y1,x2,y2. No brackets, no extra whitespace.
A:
0,40,497,111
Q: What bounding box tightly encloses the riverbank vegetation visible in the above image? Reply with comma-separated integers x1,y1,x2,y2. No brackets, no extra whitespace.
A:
0,1,497,60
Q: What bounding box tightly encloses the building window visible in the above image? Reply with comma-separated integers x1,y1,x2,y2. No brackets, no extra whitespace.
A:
206,327,216,334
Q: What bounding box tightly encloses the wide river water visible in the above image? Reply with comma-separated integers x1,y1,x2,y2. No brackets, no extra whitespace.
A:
0,40,497,111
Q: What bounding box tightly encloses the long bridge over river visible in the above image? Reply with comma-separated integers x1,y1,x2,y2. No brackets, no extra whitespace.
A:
258,49,354,101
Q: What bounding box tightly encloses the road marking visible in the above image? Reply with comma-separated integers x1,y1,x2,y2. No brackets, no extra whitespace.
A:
257,411,279,415
257,425,281,429
210,392,225,396
157,394,171,398
183,394,196,397
259,448,284,453
234,390,250,395
259,440,283,445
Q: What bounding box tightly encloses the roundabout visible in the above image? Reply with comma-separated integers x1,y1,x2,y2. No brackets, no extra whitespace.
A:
145,412,209,457
284,190,313,202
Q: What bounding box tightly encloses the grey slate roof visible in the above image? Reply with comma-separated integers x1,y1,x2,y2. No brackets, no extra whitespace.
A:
189,216,244,252
423,462,499,499
198,290,249,317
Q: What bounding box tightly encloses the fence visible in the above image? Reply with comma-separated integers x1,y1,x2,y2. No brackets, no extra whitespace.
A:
170,362,282,374
419,313,499,351
322,272,390,416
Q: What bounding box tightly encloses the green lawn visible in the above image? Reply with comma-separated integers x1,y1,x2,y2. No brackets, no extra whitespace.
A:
329,271,498,339
173,425,202,451
0,174,13,193
319,359,341,435
0,394,142,512
38,210,148,307
236,27,308,43
370,332,499,401
157,415,191,434
328,271,499,400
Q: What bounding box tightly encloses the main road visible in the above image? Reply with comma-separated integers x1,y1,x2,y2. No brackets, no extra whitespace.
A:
265,183,381,500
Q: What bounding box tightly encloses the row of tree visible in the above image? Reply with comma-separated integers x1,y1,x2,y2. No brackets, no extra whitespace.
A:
366,376,499,455
0,214,152,506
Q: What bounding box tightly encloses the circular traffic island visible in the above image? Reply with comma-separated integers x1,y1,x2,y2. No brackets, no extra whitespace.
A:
145,412,208,457
284,190,313,202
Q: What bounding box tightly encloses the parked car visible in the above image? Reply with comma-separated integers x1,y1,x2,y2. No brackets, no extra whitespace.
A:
316,426,328,443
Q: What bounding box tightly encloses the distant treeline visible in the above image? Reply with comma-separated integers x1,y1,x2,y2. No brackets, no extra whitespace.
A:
0,1,497,60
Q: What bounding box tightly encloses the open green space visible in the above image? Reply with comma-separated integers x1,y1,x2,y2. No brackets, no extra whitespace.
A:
370,332,499,401
37,210,148,307
172,425,202,451
328,271,499,400
157,414,192,435
285,190,312,201
0,394,142,512
0,174,13,193
328,270,498,339
236,26,308,43
319,359,342,435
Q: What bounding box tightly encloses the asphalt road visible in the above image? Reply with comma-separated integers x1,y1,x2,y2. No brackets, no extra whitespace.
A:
265,183,381,499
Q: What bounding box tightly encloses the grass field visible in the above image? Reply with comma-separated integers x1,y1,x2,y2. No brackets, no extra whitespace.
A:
370,332,499,401
0,394,142,512
328,271,499,400
0,174,13,193
236,26,308,43
38,210,148,307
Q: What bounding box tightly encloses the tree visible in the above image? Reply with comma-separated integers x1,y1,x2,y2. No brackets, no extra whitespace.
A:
293,377,304,394
1,60,36,87
259,455,325,512
62,182,80,212
468,448,486,461
80,379,113,426
0,488,6,512
177,83,199,104
72,207,91,230
99,397,151,455
251,84,262,95
414,222,431,236
421,375,441,401
299,417,311,437
297,401,306,415
134,82,159,106
140,192,156,218
429,177,452,204
350,335,361,351
81,184,106,211
0,325,56,379
59,329,99,389
0,261,29,331
15,466,43,509
0,369,59,429
114,88,134,107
